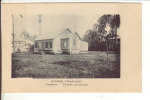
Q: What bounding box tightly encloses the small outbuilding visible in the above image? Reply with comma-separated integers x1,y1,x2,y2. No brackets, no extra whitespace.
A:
13,36,29,53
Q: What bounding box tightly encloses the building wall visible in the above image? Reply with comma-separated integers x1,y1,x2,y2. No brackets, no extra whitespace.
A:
34,30,88,54
80,41,88,53
70,33,80,54
53,30,71,53
14,41,29,52
50,32,80,54
53,38,61,53
34,39,53,52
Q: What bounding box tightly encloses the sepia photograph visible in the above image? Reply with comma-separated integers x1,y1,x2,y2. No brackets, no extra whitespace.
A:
2,3,141,92
11,13,120,78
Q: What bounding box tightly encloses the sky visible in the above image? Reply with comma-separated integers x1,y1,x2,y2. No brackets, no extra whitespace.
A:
14,13,101,40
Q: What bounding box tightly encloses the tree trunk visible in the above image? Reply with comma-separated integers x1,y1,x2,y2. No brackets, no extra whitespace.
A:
115,27,117,51
105,37,109,66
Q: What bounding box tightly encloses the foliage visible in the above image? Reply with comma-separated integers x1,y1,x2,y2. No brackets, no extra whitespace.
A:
17,48,21,53
20,31,37,42
29,44,34,52
83,14,120,51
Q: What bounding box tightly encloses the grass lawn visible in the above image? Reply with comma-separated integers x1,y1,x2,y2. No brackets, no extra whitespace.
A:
12,51,120,78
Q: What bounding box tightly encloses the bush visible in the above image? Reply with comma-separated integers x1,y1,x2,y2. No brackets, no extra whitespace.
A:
62,50,70,55
44,50,55,55
29,44,34,52
39,50,55,55
17,48,21,53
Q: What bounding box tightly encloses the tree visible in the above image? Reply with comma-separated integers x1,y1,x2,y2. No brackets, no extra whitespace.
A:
20,31,37,43
83,29,101,51
29,44,34,52
97,14,120,52
83,14,120,67
83,14,120,52
96,15,114,64
110,15,120,49
83,15,112,51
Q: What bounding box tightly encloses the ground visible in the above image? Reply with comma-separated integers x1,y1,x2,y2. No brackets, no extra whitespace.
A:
12,51,120,78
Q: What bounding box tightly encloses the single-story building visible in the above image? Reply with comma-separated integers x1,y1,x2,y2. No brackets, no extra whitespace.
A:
12,35,30,53
13,41,29,53
34,28,88,54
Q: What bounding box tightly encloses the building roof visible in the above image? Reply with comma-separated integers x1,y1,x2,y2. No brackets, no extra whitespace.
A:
35,28,81,41
35,33,58,40
74,32,81,40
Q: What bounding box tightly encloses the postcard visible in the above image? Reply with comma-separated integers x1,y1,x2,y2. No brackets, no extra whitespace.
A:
1,3,142,92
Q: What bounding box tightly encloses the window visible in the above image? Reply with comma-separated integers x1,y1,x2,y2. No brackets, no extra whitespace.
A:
50,41,52,48
45,42,48,48
64,41,67,47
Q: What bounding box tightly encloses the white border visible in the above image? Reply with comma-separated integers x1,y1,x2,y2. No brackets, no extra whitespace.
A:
2,1,150,100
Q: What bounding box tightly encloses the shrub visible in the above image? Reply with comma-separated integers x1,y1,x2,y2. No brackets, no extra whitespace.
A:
62,50,70,55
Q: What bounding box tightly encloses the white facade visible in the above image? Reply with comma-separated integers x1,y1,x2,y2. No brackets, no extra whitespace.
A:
80,41,88,53
34,28,88,54
14,41,29,52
